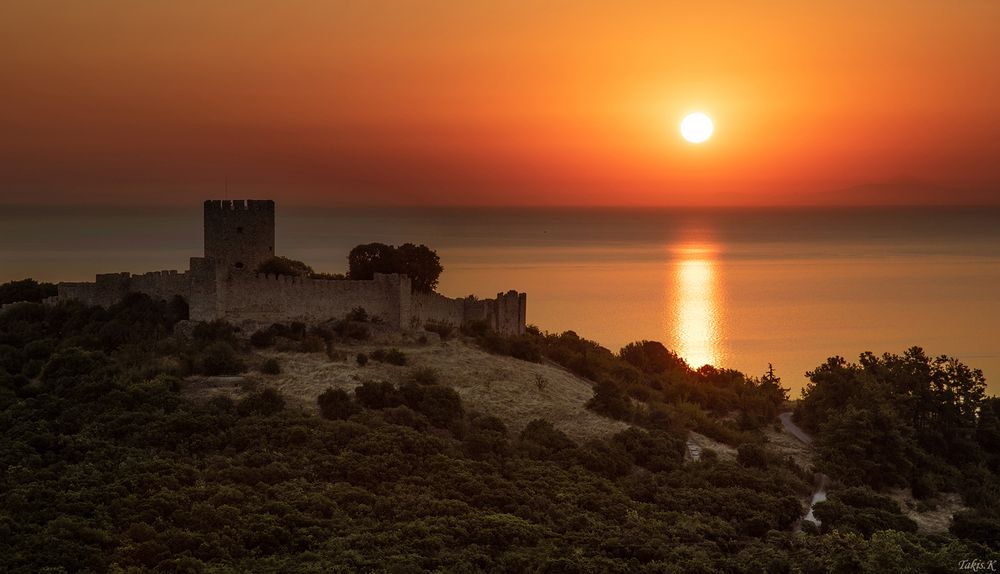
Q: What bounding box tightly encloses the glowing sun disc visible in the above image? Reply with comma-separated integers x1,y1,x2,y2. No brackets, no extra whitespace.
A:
680,112,714,143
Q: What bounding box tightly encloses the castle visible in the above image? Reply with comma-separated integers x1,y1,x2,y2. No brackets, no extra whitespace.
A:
57,200,527,335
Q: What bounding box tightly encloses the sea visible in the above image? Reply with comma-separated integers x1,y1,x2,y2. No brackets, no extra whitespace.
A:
2,205,998,395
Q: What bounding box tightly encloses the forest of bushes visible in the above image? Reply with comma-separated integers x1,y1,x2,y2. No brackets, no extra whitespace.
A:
0,283,998,572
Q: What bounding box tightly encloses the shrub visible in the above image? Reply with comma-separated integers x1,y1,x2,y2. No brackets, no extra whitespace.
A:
737,443,769,470
424,321,454,340
382,405,430,430
385,349,406,365
40,347,109,387
411,367,438,385
508,335,542,362
619,340,688,374
260,358,281,375
347,323,370,340
327,347,349,361
318,387,357,420
237,388,285,416
461,319,491,337
347,307,369,322
355,381,401,409
309,325,334,342
0,278,58,305
371,348,406,366
194,342,246,376
534,374,548,392
417,385,464,427
587,380,632,421
256,256,314,277
519,419,576,457
333,319,370,341
192,320,239,345
250,330,273,348
299,334,327,353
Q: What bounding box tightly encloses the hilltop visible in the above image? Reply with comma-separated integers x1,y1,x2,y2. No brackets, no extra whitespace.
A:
1,288,998,572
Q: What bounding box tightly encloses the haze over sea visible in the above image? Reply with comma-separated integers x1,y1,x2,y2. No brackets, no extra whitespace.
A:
3,205,997,394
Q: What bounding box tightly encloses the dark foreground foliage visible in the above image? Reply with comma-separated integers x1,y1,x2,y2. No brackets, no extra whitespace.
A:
797,347,1000,547
0,278,58,305
0,291,997,572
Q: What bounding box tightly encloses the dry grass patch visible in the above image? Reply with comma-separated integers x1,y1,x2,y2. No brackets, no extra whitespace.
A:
887,489,967,534
247,339,628,443
688,431,737,461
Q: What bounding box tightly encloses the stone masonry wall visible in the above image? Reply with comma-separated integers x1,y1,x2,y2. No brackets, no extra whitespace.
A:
220,272,411,327
58,265,526,335
411,291,466,329
129,270,190,303
58,270,189,310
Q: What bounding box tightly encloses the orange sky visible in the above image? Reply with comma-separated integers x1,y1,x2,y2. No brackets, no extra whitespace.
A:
1,1,998,206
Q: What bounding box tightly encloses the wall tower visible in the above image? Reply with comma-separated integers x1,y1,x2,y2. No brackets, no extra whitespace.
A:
203,199,275,271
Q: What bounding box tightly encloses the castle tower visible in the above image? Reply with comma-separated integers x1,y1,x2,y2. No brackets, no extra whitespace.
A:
203,200,275,271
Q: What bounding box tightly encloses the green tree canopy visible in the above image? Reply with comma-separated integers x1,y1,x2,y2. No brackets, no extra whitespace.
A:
255,256,315,277
347,242,443,293
618,340,689,374
0,278,57,305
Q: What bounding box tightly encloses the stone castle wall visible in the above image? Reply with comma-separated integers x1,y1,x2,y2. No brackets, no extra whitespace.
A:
463,291,528,336
57,266,526,335
54,199,526,335
411,291,466,329
129,270,191,303
58,271,189,309
220,271,411,327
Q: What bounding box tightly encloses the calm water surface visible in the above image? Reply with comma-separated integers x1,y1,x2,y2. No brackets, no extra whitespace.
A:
3,206,998,394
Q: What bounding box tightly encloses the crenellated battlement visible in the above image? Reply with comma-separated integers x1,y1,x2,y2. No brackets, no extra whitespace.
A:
134,270,183,278
243,272,403,288
203,199,275,212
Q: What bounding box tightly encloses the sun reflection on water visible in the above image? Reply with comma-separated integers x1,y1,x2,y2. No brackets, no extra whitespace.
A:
671,244,722,369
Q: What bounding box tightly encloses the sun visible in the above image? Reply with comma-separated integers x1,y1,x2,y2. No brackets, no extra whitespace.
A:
680,112,714,144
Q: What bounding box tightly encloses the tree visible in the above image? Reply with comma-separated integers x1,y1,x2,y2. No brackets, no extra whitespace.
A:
256,256,314,277
737,443,769,470
318,387,357,420
757,364,788,405
618,340,689,374
395,243,443,293
417,385,464,427
236,387,285,416
0,278,57,305
817,404,915,489
586,380,633,421
347,243,443,293
346,243,397,280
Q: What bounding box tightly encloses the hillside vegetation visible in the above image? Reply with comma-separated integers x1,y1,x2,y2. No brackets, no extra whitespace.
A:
1,285,997,572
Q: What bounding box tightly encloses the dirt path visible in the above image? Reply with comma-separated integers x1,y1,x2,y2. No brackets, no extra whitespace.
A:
778,412,813,445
